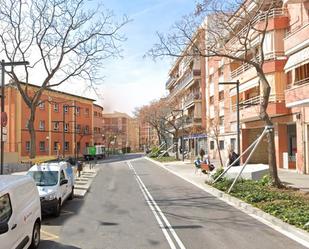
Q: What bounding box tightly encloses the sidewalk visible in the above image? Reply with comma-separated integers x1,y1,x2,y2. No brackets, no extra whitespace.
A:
278,169,309,192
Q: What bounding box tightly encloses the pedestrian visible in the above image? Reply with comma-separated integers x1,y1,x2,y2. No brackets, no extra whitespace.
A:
227,147,240,166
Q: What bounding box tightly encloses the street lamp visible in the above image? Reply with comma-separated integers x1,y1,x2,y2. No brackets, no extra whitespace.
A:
218,80,240,155
172,109,184,161
1,60,29,175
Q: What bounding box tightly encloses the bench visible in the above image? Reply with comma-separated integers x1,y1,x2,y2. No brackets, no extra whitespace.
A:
195,162,213,175
200,163,212,174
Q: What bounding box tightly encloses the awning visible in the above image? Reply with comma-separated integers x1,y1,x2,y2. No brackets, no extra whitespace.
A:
284,46,309,72
230,78,259,96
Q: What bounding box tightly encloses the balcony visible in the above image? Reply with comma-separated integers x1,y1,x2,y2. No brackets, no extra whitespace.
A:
184,116,202,129
183,92,202,109
230,51,286,80
284,21,309,54
230,94,289,122
228,8,288,46
168,70,201,99
285,77,309,107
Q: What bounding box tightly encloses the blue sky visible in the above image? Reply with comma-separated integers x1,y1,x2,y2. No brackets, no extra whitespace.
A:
93,0,196,115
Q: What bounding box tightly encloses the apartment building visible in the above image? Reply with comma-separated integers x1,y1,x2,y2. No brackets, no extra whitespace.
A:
4,83,95,163
284,0,309,173
93,104,104,145
206,4,291,166
102,112,132,151
139,121,158,151
165,30,207,157
165,0,309,173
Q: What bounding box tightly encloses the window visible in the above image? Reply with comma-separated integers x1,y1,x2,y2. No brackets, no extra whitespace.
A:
39,120,45,131
76,107,80,115
0,194,12,223
210,141,215,150
53,122,59,131
210,96,214,104
54,103,59,112
38,101,45,110
64,105,68,113
64,123,69,132
25,120,29,129
39,141,45,152
26,141,30,152
53,142,59,151
85,108,90,116
84,125,89,134
60,170,66,182
76,124,81,133
77,142,81,153
219,140,225,150
219,91,224,101
231,138,236,151
295,63,309,83
219,117,224,126
65,141,69,151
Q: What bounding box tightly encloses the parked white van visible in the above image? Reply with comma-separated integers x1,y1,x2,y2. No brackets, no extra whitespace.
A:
0,175,41,249
27,161,74,217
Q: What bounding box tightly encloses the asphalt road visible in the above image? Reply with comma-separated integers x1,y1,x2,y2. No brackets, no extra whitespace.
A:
39,156,307,249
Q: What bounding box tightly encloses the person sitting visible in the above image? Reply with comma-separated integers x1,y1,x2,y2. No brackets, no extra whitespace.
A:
228,149,240,166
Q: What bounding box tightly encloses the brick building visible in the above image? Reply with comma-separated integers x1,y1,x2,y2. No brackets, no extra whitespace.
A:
93,104,104,145
3,83,100,164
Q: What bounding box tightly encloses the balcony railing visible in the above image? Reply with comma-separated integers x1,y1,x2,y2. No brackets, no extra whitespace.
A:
228,8,287,45
183,92,201,108
231,94,285,111
231,51,286,78
168,72,197,98
294,77,309,87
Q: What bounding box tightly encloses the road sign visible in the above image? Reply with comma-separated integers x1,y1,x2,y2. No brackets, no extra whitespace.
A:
1,112,7,127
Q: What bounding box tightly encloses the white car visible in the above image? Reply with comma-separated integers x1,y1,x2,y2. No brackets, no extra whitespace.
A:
0,175,41,249
27,161,74,217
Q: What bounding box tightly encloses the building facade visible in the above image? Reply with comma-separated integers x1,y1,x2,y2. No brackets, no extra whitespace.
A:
93,104,104,145
4,83,99,163
165,31,207,158
165,0,309,173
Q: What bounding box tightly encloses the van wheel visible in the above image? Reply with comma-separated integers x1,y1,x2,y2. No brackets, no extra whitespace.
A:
29,221,40,249
53,199,61,217
69,186,74,200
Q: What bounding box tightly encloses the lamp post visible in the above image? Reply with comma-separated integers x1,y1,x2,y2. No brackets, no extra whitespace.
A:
172,109,184,161
218,80,240,155
1,60,29,175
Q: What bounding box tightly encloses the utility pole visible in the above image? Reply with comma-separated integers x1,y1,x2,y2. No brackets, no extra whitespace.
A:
1,60,29,175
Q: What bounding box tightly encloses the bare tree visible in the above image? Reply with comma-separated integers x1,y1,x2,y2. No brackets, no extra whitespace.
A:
0,0,129,158
149,0,283,186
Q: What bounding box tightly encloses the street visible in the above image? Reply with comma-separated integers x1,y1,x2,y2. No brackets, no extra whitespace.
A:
40,155,307,249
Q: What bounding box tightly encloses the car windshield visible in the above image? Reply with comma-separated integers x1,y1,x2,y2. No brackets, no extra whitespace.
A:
28,171,59,186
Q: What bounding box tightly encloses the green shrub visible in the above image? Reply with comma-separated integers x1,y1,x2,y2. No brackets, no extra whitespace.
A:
210,177,309,231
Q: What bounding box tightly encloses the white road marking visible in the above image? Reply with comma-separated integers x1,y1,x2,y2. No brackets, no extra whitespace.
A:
128,161,186,249
41,229,59,240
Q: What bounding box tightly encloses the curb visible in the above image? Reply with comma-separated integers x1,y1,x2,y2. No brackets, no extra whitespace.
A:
145,157,309,248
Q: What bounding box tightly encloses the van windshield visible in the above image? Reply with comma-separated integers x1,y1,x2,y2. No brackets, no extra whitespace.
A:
28,171,58,186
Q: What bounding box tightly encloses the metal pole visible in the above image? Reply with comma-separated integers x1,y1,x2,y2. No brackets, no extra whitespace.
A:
236,80,240,156
62,106,65,159
0,61,4,174
182,110,184,162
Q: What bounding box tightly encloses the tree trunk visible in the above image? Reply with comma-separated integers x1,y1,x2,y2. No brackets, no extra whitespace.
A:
28,106,37,159
257,68,281,187
215,137,223,168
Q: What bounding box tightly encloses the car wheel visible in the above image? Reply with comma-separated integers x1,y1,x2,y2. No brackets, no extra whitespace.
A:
69,186,74,200
53,199,61,217
29,221,40,249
